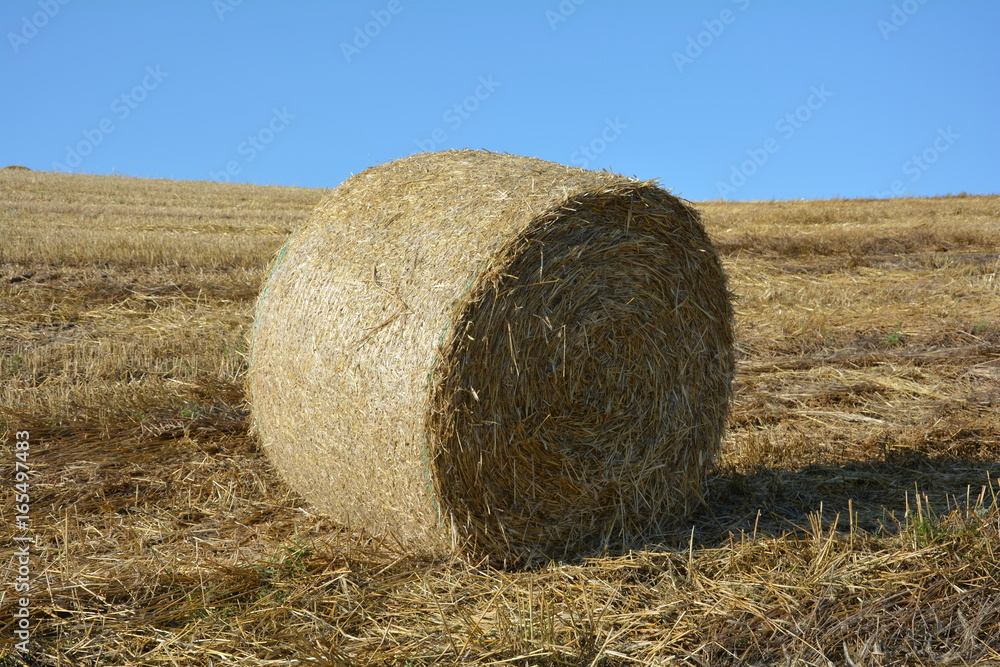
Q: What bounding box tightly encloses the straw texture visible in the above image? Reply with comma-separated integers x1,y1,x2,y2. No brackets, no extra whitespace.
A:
249,150,734,565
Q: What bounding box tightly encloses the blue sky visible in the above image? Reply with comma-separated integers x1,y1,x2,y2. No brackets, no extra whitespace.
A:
2,1,997,201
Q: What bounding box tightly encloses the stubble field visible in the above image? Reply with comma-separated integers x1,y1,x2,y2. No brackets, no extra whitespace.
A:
1,167,999,665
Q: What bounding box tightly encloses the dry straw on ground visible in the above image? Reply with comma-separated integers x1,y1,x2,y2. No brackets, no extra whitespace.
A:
249,150,734,565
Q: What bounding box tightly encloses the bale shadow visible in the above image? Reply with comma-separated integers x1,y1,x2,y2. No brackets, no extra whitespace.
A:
667,452,1000,550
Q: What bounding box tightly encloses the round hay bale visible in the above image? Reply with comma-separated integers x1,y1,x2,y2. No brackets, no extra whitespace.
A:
249,149,734,565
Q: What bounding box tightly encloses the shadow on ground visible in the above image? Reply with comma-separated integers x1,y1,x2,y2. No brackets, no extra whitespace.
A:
659,453,1000,550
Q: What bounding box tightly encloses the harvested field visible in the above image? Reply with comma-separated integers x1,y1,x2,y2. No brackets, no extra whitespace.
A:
1,168,999,665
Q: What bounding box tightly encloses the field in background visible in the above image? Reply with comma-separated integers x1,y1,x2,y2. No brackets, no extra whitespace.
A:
1,168,999,665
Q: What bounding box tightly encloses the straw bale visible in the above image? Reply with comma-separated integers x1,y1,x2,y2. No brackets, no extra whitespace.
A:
249,149,734,565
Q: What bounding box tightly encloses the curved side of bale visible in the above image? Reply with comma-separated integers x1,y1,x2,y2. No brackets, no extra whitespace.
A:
249,150,734,564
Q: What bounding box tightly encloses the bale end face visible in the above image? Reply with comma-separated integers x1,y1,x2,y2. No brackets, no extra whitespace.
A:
428,182,734,562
